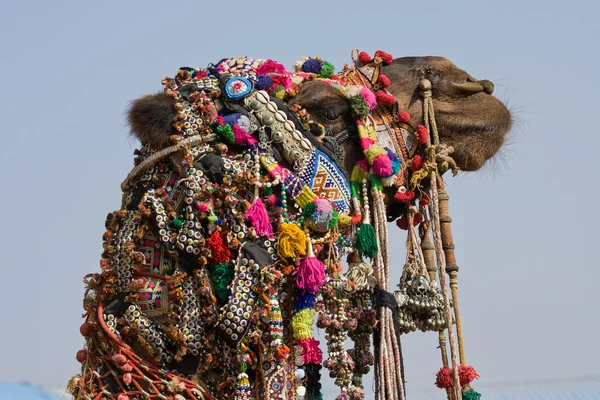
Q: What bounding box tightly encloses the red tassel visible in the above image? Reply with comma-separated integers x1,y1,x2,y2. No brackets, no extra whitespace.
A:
206,230,231,263
435,367,454,389
458,365,480,386
374,50,393,65
358,51,372,64
397,110,411,123
396,212,423,230
375,91,396,106
394,188,415,203
416,124,428,144
378,74,391,88
419,195,430,206
411,155,423,171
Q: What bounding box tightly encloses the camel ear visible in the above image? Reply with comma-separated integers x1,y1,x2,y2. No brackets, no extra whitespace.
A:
127,92,177,149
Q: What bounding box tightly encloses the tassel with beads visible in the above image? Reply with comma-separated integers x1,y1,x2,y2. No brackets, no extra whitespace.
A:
296,239,326,294
354,223,378,259
245,197,273,238
206,229,231,263
277,222,307,259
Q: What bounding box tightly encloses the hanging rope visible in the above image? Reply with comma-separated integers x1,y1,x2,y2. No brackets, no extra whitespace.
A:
373,187,406,400
420,79,463,400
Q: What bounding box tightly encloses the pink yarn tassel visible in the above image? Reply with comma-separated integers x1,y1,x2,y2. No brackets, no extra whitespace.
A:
295,241,326,293
298,338,323,364
245,198,273,238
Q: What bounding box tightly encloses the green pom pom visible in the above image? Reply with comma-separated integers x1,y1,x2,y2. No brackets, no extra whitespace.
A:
349,95,370,117
328,209,339,230
302,203,317,218
354,223,378,259
207,215,218,223
263,187,273,195
216,124,235,143
173,218,183,228
207,262,234,303
462,389,481,400
319,61,334,78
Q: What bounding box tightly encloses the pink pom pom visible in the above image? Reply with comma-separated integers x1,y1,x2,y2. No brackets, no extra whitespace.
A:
122,372,132,386
372,154,393,176
198,203,209,212
120,362,133,372
374,50,393,65
397,110,411,123
118,395,130,400
232,124,255,145
358,51,372,64
257,60,287,75
245,198,274,238
375,90,396,106
266,194,277,206
313,198,332,213
416,124,428,144
378,74,391,88
359,86,377,110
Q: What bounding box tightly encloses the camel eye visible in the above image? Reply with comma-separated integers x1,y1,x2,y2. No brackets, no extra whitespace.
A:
321,106,344,122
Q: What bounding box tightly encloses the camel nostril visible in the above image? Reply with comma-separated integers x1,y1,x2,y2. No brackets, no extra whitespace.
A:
481,80,494,94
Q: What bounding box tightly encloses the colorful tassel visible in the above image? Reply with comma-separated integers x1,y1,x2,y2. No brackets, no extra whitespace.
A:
277,222,307,259
296,240,326,294
207,262,234,303
435,367,454,389
462,388,482,400
245,197,273,238
298,338,323,364
458,365,480,386
206,230,231,263
354,223,378,259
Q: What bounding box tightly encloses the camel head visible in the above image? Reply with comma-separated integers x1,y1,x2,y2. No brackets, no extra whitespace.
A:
290,56,512,172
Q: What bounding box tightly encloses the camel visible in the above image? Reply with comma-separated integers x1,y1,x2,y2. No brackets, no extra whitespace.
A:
68,52,512,400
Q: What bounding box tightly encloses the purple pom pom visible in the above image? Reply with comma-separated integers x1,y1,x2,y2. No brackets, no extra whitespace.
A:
222,113,241,127
256,75,273,90
301,59,322,74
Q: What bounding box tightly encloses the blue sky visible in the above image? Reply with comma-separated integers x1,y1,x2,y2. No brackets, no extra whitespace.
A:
0,0,598,397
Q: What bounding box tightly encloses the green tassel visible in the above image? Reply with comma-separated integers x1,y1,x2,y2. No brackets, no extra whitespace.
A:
173,218,183,228
319,61,334,79
328,209,339,230
354,223,378,259
207,262,234,304
216,124,235,143
370,174,383,191
462,388,481,400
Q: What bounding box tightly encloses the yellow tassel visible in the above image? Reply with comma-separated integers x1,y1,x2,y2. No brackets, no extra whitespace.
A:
291,309,314,339
277,223,307,259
